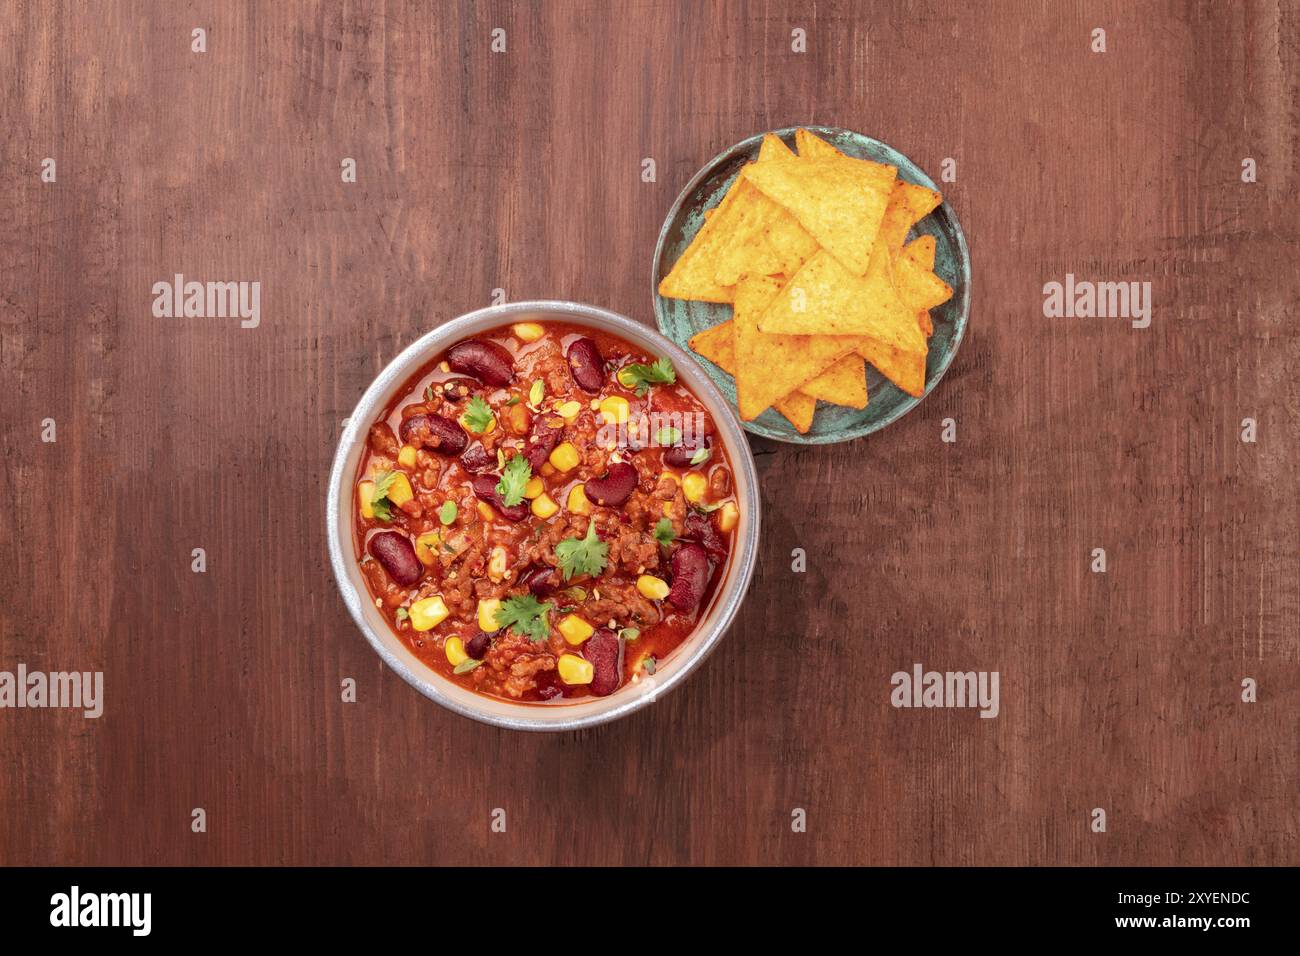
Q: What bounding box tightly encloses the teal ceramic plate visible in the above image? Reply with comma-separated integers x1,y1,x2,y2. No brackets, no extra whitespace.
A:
651,126,970,444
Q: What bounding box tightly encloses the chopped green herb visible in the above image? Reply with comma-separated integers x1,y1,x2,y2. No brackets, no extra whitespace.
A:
618,627,640,642
495,454,532,507
505,395,521,407
369,471,398,521
463,396,494,434
438,500,458,525
453,658,483,674
693,501,723,514
617,357,676,397
689,446,711,466
554,520,609,581
654,426,682,447
653,518,675,547
642,655,657,675
529,379,545,406
424,384,436,402
494,594,554,642
394,607,409,622
561,586,588,602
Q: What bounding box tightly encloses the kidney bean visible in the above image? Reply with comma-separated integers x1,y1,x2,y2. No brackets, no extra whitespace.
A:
460,442,494,473
464,631,493,660
683,510,727,560
584,462,638,507
367,531,423,587
583,628,622,696
565,337,605,392
400,413,468,456
663,434,710,468
432,377,478,403
447,339,514,386
667,542,710,611
524,417,563,470
517,564,557,597
471,473,529,522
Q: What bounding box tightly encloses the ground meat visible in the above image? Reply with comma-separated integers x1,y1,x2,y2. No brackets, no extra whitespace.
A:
485,631,557,699
584,583,661,627
368,422,399,456
607,524,659,574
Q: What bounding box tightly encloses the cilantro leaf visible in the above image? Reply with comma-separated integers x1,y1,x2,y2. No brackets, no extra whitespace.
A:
554,520,609,581
369,471,398,521
463,396,494,434
495,455,532,507
453,658,483,674
494,594,554,642
617,357,676,397
653,517,675,547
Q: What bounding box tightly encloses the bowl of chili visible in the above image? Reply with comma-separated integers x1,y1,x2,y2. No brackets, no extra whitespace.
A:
326,301,760,731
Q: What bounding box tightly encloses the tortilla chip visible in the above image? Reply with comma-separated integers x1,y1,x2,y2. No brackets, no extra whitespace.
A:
774,390,816,433
758,133,796,163
657,174,747,302
757,248,926,356
894,255,953,311
742,157,895,276
795,128,842,160
689,320,817,433
799,354,868,409
858,338,926,398
734,275,859,420
901,181,942,223
902,234,936,270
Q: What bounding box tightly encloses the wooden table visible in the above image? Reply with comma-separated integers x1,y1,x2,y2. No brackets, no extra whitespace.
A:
3,1,1296,866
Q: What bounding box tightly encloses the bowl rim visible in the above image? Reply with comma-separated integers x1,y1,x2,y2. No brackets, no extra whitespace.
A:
650,124,972,445
325,300,762,731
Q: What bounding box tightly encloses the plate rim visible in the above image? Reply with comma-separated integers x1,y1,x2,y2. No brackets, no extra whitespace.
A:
650,125,971,445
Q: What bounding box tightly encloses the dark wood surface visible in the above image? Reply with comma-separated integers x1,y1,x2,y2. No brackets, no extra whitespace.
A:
2,1,1296,866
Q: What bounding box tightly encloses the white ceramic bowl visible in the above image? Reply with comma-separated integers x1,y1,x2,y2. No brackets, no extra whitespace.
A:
326,301,761,731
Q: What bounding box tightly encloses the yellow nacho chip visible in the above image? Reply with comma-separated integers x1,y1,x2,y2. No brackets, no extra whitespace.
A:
799,354,868,409
858,339,926,398
758,132,796,162
902,234,936,270
774,390,816,433
757,248,926,356
734,275,860,420
877,181,942,256
742,156,895,276
657,173,746,303
894,254,954,311
795,128,842,160
688,320,818,433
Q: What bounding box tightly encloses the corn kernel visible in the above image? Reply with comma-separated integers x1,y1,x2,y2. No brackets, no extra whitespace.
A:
512,321,545,343
531,492,559,519
415,531,442,566
398,445,417,469
660,471,680,486
549,441,581,472
567,483,592,515
557,653,594,685
358,480,376,519
477,598,502,633
476,501,496,522
487,546,509,582
599,395,630,424
508,403,530,435
718,501,739,532
445,636,469,667
557,400,582,421
409,596,450,631
522,476,544,500
388,472,415,506
557,614,595,645
637,575,670,601
681,471,707,504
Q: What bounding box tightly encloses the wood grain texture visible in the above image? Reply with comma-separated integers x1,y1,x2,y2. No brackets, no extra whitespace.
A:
1,0,1296,866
